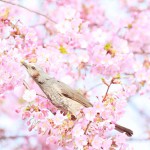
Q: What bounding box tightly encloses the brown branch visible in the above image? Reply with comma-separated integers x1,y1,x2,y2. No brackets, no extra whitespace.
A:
102,79,113,102
133,51,150,55
0,0,56,23
129,138,150,141
87,83,102,92
84,80,113,133
0,135,34,140
84,121,92,134
23,80,30,89
23,80,47,99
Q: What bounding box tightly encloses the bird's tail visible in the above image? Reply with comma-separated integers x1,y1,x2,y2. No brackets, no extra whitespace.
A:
115,124,133,137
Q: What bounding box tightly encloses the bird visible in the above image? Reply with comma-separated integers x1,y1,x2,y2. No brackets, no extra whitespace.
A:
21,61,133,137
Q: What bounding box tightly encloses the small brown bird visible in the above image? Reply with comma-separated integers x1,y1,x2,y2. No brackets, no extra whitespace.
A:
22,61,133,137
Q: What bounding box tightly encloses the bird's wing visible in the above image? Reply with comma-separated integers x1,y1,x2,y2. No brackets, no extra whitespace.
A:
55,80,93,108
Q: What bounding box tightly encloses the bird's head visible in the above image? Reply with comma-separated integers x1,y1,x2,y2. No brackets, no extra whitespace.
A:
21,61,42,80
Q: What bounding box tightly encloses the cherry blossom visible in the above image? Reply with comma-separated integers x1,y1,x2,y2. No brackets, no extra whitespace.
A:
0,0,150,149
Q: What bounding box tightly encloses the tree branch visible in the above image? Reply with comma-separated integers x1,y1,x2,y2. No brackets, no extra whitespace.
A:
133,51,150,55
23,80,48,99
84,121,92,134
102,79,113,102
129,138,150,141
84,80,113,133
0,135,34,140
87,83,102,92
0,0,56,23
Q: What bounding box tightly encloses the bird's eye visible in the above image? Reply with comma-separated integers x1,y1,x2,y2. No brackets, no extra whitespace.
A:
31,66,36,70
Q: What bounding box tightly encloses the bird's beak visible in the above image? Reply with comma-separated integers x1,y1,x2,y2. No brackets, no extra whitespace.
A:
21,61,28,69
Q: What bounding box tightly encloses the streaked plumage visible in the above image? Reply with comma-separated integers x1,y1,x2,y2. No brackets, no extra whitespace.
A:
22,61,133,137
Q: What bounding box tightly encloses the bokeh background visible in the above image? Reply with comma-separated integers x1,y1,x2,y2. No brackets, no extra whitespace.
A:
0,0,150,149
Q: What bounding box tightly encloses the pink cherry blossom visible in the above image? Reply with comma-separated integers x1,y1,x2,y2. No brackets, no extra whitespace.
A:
0,0,149,149
53,111,67,126
72,124,84,138
74,135,88,149
91,135,103,149
22,89,36,102
83,107,97,121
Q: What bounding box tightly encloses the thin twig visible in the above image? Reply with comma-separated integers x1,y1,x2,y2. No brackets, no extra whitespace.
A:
102,79,113,102
0,0,56,23
133,51,150,55
129,138,150,141
36,93,48,99
87,83,102,92
23,80,47,99
84,121,92,134
0,134,34,140
85,80,112,133
23,80,30,89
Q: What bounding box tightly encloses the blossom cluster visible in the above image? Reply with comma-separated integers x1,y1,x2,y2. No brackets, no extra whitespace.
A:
0,0,150,149
20,90,127,149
